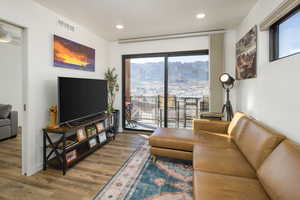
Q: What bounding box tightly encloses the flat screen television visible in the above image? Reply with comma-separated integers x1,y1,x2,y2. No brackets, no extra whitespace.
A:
58,77,107,124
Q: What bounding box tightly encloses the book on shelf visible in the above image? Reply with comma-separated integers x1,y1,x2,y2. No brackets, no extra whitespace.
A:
98,132,107,144
65,149,77,164
89,138,97,148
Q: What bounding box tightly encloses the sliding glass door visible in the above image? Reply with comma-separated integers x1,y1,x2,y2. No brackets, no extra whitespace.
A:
122,50,209,131
123,56,165,131
167,55,209,128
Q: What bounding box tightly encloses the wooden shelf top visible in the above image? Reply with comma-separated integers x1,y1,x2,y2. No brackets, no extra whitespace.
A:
44,114,110,134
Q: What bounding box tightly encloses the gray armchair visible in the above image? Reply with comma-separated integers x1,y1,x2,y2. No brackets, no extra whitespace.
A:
0,104,18,140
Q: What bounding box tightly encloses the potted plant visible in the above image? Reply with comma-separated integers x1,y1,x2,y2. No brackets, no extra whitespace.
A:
105,67,120,135
105,67,119,113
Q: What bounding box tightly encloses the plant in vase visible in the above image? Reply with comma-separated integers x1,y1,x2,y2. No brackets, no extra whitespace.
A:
105,67,119,115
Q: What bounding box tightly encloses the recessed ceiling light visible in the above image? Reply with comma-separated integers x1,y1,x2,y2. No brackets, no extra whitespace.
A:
196,13,206,19
116,25,124,30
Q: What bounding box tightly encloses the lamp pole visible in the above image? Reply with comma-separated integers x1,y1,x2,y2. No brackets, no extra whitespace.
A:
222,88,234,121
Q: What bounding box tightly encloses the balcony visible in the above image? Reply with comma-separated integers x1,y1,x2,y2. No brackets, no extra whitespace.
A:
125,95,209,130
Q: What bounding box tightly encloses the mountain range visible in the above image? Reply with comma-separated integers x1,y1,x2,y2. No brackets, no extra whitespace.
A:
131,61,209,83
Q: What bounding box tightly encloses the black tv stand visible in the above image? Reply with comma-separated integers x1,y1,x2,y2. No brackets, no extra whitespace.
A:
43,113,118,175
65,113,106,127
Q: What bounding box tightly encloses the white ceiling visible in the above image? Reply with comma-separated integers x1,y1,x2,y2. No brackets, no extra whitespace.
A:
34,0,257,41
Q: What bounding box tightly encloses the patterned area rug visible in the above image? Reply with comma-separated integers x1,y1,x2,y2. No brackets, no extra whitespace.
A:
94,144,193,200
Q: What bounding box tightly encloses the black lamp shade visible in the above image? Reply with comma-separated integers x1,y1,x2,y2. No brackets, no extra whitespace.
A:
219,73,235,86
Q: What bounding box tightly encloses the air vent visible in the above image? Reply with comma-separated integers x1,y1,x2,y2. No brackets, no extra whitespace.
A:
118,29,226,44
58,20,75,32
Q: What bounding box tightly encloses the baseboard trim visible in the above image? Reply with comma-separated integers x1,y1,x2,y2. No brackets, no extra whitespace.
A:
26,163,43,176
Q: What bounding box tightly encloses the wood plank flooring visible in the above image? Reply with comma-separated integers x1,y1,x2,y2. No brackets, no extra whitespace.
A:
0,133,148,200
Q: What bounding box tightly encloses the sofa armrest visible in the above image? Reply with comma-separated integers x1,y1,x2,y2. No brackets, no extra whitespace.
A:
192,119,230,134
9,111,18,137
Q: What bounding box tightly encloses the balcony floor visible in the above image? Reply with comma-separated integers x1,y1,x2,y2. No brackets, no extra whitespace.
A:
125,119,193,131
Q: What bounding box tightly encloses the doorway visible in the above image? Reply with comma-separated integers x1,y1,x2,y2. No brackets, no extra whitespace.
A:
122,50,209,132
0,20,26,174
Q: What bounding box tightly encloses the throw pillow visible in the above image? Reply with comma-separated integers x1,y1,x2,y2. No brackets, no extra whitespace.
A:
0,104,12,119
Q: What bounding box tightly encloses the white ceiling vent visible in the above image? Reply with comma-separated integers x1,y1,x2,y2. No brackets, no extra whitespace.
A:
58,19,75,32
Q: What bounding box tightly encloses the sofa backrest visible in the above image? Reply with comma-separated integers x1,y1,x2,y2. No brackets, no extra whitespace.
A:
233,118,285,170
227,112,249,139
257,140,300,200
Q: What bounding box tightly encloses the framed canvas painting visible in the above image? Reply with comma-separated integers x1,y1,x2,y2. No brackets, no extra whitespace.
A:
89,138,97,148
96,122,104,133
65,149,77,164
76,128,87,142
98,132,107,144
53,35,95,72
236,26,257,80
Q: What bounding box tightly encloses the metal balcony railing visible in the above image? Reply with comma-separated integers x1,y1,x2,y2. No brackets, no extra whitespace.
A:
125,95,209,130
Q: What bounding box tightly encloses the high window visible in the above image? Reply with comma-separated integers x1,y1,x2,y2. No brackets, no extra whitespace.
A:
270,5,300,61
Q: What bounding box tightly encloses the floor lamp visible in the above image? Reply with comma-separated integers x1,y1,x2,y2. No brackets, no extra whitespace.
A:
219,73,235,121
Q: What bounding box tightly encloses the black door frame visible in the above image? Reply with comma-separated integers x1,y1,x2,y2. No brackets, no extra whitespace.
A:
122,49,209,132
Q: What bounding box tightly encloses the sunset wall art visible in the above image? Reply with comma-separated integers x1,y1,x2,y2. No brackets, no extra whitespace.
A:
53,35,95,71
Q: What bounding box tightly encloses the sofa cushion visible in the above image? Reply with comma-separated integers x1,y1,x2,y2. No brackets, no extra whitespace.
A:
150,128,236,152
150,128,202,151
227,112,249,139
193,144,257,178
0,104,12,119
194,130,237,149
193,170,269,200
0,119,11,127
234,119,285,170
257,140,300,200
193,119,230,134
150,147,193,160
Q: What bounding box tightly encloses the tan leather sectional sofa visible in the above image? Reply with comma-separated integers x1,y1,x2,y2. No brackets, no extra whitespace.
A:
149,112,300,200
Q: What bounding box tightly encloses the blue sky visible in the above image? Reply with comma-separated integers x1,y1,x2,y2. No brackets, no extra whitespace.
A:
279,11,300,57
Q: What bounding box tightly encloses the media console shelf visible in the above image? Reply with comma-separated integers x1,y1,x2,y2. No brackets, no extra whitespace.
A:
43,113,117,175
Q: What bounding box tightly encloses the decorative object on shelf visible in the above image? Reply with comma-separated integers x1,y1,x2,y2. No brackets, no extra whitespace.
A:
89,138,97,148
65,149,77,164
91,126,97,136
105,67,119,114
86,127,91,137
53,35,95,72
236,26,257,80
219,73,235,121
47,105,59,129
76,128,87,142
96,122,104,132
98,132,107,144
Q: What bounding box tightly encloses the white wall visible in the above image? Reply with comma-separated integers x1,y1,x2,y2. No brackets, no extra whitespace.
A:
224,30,237,111
109,37,209,130
0,0,109,175
226,0,300,143
0,40,24,127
